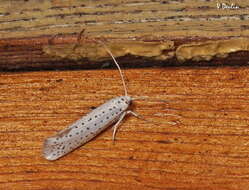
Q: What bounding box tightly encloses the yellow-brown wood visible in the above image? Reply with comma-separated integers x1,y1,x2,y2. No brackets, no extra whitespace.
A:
1,67,249,189
0,0,247,39
0,0,249,71
0,0,249,189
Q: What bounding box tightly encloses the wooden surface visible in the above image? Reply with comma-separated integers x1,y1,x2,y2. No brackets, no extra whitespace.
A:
2,34,249,71
1,0,249,70
0,0,249,71
0,0,248,39
1,0,249,189
1,67,249,189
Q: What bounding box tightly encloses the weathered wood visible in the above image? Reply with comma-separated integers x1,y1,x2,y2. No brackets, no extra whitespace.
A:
0,0,248,70
0,0,247,38
1,34,249,71
1,67,249,189
0,1,249,189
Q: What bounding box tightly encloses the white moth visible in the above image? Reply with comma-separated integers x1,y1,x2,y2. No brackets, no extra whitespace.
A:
43,46,138,161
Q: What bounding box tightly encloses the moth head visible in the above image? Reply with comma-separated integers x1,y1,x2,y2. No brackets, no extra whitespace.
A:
121,96,132,106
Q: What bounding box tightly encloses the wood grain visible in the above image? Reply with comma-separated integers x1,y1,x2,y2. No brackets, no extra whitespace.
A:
0,0,249,71
0,0,248,39
1,67,249,189
1,34,249,71
0,1,249,189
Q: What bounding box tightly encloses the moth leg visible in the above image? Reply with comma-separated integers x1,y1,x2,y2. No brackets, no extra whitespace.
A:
112,110,140,143
127,110,139,117
126,110,153,124
112,112,127,143
127,111,178,125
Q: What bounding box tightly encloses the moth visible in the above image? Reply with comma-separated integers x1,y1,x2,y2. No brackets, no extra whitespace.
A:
43,45,139,161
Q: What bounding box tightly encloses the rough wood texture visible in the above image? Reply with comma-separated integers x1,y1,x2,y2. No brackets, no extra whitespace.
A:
1,33,249,71
1,0,249,189
0,0,249,70
1,67,249,189
0,0,248,38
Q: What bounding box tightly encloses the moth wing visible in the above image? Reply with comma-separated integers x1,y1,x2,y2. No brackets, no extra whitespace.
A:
43,96,127,161
43,126,86,160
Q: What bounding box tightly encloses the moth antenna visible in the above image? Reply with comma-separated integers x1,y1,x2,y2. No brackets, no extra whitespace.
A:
75,30,127,96
100,42,128,96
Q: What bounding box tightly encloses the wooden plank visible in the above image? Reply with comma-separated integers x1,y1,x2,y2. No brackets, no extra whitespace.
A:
1,33,249,71
0,1,249,189
0,0,247,38
0,0,248,70
1,67,249,189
